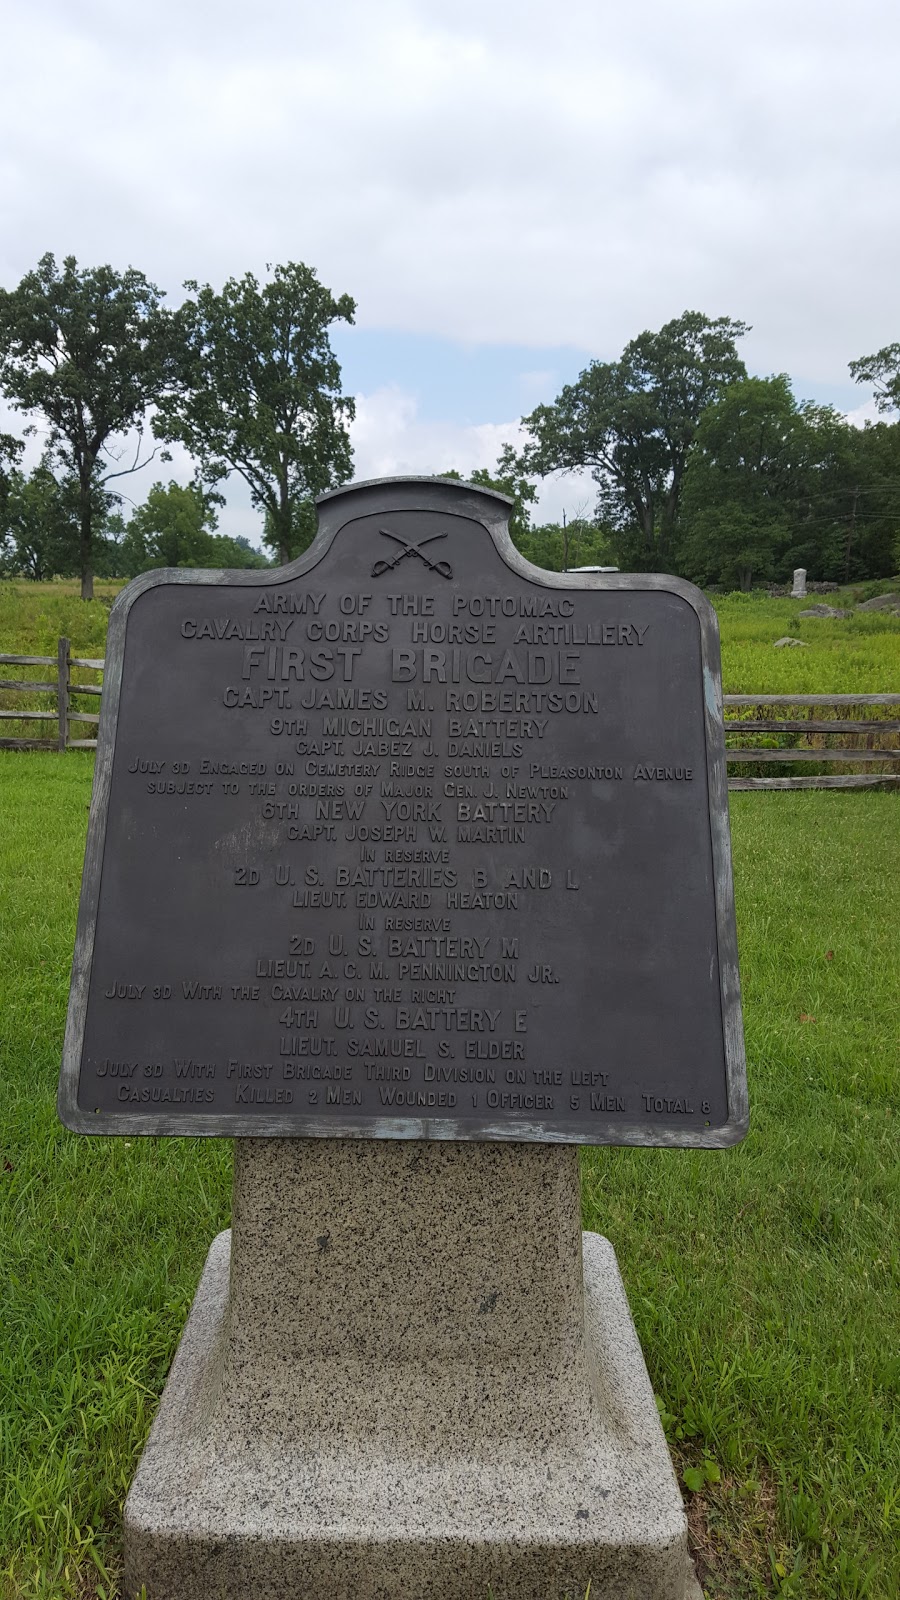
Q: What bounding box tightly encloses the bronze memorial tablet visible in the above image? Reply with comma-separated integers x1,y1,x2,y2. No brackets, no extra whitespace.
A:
59,476,747,1145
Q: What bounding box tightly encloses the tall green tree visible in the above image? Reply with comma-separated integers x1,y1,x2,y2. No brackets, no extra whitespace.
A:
119,481,269,577
837,422,900,580
0,432,23,545
849,343,900,415
441,448,537,546
154,263,355,567
517,311,749,570
849,346,900,572
516,517,614,573
119,480,220,575
0,462,76,579
262,497,317,561
680,376,858,590
0,253,172,598
0,459,123,581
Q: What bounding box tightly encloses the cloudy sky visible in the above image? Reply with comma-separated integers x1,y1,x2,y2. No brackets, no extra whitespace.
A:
1,0,898,539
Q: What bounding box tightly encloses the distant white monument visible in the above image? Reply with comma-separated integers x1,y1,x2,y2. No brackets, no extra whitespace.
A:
791,568,807,598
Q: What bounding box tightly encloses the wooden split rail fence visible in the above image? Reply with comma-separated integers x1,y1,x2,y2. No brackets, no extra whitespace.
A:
0,638,103,751
1,641,899,787
724,694,900,790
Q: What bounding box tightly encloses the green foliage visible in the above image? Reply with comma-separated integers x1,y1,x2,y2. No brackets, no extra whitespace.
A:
117,481,268,576
515,518,615,572
442,447,539,546
0,463,125,583
0,430,23,516
671,375,900,589
680,376,853,590
682,1459,721,1494
0,464,79,581
849,341,900,415
517,310,749,569
262,497,317,567
443,449,618,570
0,580,122,660
0,254,172,599
224,535,270,571
0,756,232,1598
154,263,355,566
841,422,900,581
714,589,900,695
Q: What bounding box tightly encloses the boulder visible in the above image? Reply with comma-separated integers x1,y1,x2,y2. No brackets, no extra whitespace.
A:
773,636,809,648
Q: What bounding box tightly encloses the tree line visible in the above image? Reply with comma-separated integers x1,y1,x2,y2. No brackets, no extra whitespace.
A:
1,255,898,597
0,256,354,597
505,313,900,588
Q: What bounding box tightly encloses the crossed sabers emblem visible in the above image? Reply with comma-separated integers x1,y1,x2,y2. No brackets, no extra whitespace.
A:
371,527,453,579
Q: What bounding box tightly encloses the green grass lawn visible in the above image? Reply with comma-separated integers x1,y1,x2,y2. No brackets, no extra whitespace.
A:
715,587,900,694
1,755,898,1599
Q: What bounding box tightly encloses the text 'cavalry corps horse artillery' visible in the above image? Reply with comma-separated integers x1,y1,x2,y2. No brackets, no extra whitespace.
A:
59,475,747,1600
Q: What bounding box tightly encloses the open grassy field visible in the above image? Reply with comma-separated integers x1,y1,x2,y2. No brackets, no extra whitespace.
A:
716,589,900,694
3,578,899,771
2,577,899,693
0,582,123,662
1,755,898,1600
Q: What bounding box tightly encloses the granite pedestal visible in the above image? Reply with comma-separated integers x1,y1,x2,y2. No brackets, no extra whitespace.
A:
124,1139,701,1599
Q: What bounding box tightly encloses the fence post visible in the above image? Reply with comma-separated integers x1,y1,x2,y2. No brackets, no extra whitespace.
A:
57,637,69,752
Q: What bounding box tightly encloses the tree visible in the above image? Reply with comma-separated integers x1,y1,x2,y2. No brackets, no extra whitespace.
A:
440,449,537,546
0,434,23,558
0,458,125,581
119,481,269,577
516,517,615,573
680,376,858,590
154,263,356,566
849,343,900,415
837,422,900,580
0,253,172,599
262,497,317,561
119,480,218,575
0,462,76,579
227,536,270,571
517,311,749,570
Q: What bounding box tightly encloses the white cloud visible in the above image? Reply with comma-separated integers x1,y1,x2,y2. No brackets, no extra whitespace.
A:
349,385,519,480
844,397,885,429
2,0,898,546
0,0,898,396
348,384,595,525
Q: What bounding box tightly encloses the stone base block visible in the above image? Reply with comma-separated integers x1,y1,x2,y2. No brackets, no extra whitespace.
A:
124,1226,699,1599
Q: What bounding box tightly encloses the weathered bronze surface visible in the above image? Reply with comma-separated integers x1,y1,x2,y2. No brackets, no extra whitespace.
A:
59,478,747,1144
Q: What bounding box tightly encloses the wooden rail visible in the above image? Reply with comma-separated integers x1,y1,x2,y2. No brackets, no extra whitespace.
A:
0,638,102,750
723,693,900,790
1,645,899,789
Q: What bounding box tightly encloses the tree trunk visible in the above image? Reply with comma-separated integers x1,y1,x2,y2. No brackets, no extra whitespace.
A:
278,479,291,567
639,502,655,560
739,566,752,592
79,481,94,601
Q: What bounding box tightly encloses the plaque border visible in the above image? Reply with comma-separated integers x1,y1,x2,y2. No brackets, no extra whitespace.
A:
59,477,748,1147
